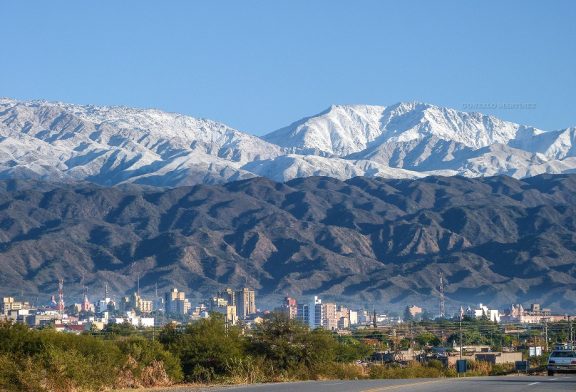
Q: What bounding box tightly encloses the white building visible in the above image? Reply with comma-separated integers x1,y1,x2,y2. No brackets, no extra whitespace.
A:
349,310,358,325
467,304,500,323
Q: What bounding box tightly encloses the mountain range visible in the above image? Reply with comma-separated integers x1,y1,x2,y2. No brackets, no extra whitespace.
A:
1,98,576,311
1,98,575,186
1,174,576,311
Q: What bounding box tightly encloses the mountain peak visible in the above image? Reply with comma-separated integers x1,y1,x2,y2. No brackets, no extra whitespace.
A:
0,98,574,186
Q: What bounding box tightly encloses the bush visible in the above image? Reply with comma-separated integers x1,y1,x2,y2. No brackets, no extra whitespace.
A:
116,337,183,386
369,362,446,379
0,321,181,391
161,314,246,382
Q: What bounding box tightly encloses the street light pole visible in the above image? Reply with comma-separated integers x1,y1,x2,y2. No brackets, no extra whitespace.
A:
570,316,573,349
544,318,548,353
459,307,463,360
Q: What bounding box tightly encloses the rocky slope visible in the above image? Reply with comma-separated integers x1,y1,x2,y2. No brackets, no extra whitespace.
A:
1,175,576,311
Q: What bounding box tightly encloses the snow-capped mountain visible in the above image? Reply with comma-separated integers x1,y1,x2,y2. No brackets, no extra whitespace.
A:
263,102,576,178
0,98,283,186
0,98,574,186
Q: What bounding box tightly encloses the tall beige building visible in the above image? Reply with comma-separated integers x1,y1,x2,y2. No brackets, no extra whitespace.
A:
235,288,256,319
323,302,338,330
165,288,190,315
122,292,153,314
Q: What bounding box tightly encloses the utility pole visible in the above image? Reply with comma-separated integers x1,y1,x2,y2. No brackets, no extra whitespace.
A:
570,316,574,349
459,306,463,359
439,272,445,319
58,278,65,319
544,318,549,353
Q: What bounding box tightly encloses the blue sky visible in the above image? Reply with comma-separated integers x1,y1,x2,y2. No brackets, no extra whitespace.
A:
1,1,575,135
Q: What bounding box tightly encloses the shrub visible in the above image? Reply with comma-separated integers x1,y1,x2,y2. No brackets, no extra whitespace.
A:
116,337,183,385
162,314,246,382
369,362,445,379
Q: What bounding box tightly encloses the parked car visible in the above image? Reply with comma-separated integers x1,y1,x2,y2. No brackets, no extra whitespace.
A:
547,350,576,376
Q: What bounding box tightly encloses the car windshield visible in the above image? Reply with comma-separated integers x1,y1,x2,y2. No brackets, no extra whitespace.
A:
551,351,576,357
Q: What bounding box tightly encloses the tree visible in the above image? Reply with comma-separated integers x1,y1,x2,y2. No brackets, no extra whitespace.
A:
248,312,346,374
416,332,441,348
162,313,246,382
335,335,372,362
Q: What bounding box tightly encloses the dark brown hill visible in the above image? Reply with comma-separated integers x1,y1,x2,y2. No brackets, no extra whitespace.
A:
1,174,576,312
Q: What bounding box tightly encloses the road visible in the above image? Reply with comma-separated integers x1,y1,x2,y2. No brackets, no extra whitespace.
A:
144,375,576,392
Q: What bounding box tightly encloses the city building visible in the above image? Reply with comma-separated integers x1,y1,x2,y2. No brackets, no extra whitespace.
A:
96,283,114,313
296,303,310,325
500,303,568,324
337,305,351,330
357,310,371,325
323,302,338,330
313,296,323,328
349,310,358,325
121,292,153,314
211,304,238,325
466,304,500,323
112,311,155,328
81,288,92,313
283,297,298,319
236,288,256,319
406,305,423,319
218,288,236,307
165,288,191,315
1,297,30,315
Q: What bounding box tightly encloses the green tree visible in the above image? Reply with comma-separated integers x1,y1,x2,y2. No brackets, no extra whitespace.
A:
162,314,246,382
416,332,440,348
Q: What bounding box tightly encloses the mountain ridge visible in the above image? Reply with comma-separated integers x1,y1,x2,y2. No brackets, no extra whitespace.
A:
1,174,576,311
1,97,575,187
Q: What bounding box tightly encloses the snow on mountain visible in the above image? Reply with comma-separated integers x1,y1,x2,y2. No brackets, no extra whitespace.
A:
242,154,423,182
264,102,536,157
0,98,280,186
0,97,574,186
263,105,385,156
263,102,576,178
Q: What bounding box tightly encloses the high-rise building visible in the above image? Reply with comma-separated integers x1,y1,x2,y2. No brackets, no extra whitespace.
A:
283,297,298,319
323,302,338,330
122,292,153,314
337,305,350,330
165,288,190,315
235,288,256,319
210,298,238,325
313,296,323,328
296,303,310,325
218,288,236,307
349,310,358,325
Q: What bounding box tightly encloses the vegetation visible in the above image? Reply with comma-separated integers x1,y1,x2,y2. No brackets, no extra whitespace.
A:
1,314,566,391
0,321,181,391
